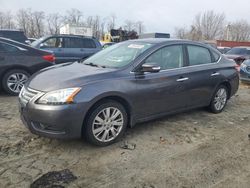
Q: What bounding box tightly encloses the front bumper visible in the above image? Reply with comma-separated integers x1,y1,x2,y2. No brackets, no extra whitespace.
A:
19,97,87,139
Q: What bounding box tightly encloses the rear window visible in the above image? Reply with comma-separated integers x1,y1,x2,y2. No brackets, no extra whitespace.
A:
82,38,96,48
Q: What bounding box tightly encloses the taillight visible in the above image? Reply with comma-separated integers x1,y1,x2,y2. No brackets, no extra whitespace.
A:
42,54,55,63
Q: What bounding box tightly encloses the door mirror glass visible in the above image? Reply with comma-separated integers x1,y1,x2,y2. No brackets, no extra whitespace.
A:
141,63,161,73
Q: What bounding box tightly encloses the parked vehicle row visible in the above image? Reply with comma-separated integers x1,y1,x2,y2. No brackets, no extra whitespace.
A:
18,39,239,146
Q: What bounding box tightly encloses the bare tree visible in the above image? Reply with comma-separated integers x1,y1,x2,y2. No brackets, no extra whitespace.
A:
0,11,16,29
124,20,135,31
47,13,62,35
32,11,45,37
107,14,116,31
16,9,30,34
64,8,84,25
135,21,145,34
194,10,225,40
228,20,250,41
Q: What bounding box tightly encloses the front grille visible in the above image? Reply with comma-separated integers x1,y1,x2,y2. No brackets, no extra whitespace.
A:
19,87,39,106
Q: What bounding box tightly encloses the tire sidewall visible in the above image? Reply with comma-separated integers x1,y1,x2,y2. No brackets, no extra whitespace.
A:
84,100,128,146
2,69,30,96
210,85,228,113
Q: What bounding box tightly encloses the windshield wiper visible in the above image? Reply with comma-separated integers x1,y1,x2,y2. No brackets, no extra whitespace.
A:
84,62,106,68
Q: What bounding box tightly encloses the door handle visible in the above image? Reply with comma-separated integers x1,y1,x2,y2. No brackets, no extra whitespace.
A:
211,72,220,76
176,77,189,82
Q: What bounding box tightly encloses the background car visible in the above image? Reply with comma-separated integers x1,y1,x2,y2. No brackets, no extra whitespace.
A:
0,29,30,44
0,37,55,95
102,42,115,49
217,46,231,54
225,46,250,70
31,35,102,64
19,39,239,146
240,59,250,83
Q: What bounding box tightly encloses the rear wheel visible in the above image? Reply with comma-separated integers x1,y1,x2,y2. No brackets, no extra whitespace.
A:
83,100,128,146
209,85,228,113
2,69,30,95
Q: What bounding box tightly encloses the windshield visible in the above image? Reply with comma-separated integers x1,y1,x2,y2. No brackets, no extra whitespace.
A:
226,47,250,55
84,41,153,68
31,37,46,47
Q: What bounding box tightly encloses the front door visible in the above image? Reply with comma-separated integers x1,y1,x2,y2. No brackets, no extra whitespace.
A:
134,45,190,119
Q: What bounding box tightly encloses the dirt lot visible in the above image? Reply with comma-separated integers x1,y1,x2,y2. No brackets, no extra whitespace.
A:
0,84,250,188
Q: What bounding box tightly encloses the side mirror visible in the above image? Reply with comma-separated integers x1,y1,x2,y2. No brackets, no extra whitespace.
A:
39,43,46,48
141,63,161,73
25,40,31,45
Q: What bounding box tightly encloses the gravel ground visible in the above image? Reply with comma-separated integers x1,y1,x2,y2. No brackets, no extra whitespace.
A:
0,84,250,188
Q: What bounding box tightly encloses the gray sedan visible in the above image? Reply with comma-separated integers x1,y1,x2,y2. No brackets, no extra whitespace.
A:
19,39,239,146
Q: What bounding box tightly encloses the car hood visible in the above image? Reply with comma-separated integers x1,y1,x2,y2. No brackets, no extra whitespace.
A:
224,54,249,60
27,62,115,92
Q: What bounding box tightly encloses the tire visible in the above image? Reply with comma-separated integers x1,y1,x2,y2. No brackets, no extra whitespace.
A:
209,85,229,114
83,100,128,146
2,69,30,96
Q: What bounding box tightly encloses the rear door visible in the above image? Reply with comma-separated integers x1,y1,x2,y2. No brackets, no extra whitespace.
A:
184,44,222,108
81,38,100,59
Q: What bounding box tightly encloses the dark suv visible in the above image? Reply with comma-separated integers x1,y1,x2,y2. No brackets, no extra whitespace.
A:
19,39,239,146
0,29,30,44
31,35,102,64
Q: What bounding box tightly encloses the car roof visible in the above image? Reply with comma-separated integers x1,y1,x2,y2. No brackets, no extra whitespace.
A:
44,34,96,39
129,38,211,47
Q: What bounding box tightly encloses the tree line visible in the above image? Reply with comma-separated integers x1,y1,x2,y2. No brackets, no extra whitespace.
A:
0,8,146,39
175,10,250,42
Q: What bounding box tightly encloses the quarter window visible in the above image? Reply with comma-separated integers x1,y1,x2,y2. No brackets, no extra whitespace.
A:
43,37,63,48
82,39,96,48
144,45,184,70
187,45,212,66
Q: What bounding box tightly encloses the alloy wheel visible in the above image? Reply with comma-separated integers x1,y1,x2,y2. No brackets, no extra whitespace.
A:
7,73,28,93
213,88,227,111
92,107,124,142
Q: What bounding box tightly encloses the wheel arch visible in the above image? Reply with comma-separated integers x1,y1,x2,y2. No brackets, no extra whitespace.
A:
219,81,232,99
82,95,133,137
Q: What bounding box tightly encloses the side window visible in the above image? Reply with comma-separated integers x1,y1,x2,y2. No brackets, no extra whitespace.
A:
82,39,96,48
145,45,184,70
64,38,83,48
0,43,18,52
187,45,212,66
212,51,220,62
43,37,63,48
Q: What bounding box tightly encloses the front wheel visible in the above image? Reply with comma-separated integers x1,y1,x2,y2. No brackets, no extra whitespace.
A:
209,85,229,113
83,100,128,146
2,69,30,96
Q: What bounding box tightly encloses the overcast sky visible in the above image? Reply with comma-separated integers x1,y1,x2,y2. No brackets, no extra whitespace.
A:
0,0,249,35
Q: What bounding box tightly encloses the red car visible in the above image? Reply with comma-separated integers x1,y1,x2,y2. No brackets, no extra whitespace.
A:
224,46,250,71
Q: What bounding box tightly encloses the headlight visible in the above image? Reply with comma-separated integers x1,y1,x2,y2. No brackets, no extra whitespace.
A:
37,88,81,105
